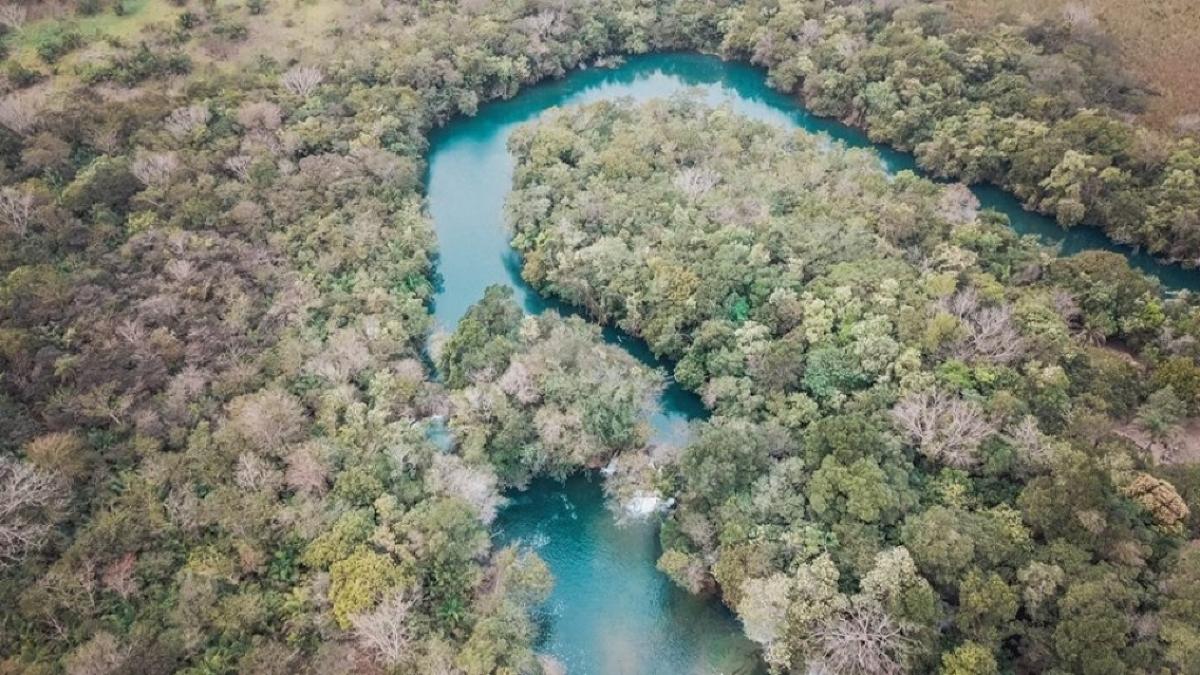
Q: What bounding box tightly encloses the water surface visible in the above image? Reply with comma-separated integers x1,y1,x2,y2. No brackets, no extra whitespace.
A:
424,52,1200,675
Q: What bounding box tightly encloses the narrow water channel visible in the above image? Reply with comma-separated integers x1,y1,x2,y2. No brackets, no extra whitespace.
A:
424,52,1200,675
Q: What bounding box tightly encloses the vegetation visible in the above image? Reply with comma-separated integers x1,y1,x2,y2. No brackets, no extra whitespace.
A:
439,286,663,489
0,0,692,670
508,98,1200,674
1,0,1199,672
713,0,1200,264
948,0,1200,131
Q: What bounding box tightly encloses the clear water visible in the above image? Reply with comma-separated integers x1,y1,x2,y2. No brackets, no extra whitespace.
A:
424,52,1200,675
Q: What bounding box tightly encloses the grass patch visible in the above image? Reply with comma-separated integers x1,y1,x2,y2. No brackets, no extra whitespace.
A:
2,0,181,67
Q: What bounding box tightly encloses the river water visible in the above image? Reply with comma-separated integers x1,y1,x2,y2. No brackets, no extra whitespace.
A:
424,52,1198,675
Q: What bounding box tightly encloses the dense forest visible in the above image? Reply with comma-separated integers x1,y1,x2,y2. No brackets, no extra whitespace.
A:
0,0,1198,673
507,98,1200,673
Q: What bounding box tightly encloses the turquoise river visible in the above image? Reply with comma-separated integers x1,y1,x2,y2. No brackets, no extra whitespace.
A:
424,52,1200,675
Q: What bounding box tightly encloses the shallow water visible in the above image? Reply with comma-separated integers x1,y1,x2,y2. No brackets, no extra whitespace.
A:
424,52,1200,675
500,475,762,674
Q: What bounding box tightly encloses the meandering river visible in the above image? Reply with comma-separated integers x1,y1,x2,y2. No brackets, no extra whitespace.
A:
424,52,1199,675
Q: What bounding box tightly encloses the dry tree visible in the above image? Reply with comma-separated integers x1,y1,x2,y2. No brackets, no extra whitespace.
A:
674,166,721,201
350,591,417,667
810,605,912,675
0,3,26,32
0,459,67,567
427,453,502,525
0,91,43,136
941,288,1026,365
280,66,323,97
892,389,996,469
163,104,211,139
0,187,34,237
132,151,180,188
224,155,252,181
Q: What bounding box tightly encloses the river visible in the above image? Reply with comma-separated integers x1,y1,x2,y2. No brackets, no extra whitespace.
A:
424,52,1198,675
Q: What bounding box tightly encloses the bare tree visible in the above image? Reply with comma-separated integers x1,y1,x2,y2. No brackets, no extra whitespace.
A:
350,591,416,667
428,453,502,524
307,327,371,384
538,655,567,675
225,387,307,453
224,155,252,181
65,631,131,675
942,288,1025,364
0,4,26,32
674,166,721,201
163,258,196,284
163,104,210,140
132,150,180,188
285,442,330,496
0,92,41,136
1176,113,1200,137
100,553,138,600
810,606,911,675
236,101,282,131
892,389,996,469
498,358,540,404
738,574,793,647
936,183,979,225
1007,415,1054,468
280,66,323,97
235,453,283,492
0,187,34,237
966,304,1024,364
0,459,67,567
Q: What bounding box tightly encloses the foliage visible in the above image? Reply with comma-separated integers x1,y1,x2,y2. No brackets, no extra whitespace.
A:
508,99,1200,673
2,0,1200,671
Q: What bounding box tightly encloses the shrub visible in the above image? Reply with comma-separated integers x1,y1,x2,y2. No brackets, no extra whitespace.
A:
34,28,85,63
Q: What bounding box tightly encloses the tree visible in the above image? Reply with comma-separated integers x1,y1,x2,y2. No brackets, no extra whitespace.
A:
679,420,773,509
1159,545,1200,674
281,65,323,97
1053,576,1134,675
131,150,180,189
0,4,26,31
0,187,34,237
439,285,522,388
60,155,140,214
808,455,908,526
225,388,307,453
328,548,406,628
939,642,999,675
892,389,996,469
350,591,417,667
811,604,912,675
955,570,1019,645
0,92,40,136
0,459,66,567
1137,386,1185,449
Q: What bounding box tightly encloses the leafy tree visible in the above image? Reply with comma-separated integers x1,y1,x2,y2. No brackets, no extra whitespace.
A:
438,284,523,388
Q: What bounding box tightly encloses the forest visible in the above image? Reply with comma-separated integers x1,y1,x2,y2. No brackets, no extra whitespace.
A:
0,0,1198,673
506,98,1200,674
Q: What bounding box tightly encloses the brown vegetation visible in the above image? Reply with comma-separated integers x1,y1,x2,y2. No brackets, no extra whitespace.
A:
948,0,1200,130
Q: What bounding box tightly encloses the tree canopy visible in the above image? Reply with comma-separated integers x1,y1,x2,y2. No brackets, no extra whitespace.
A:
508,98,1200,674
